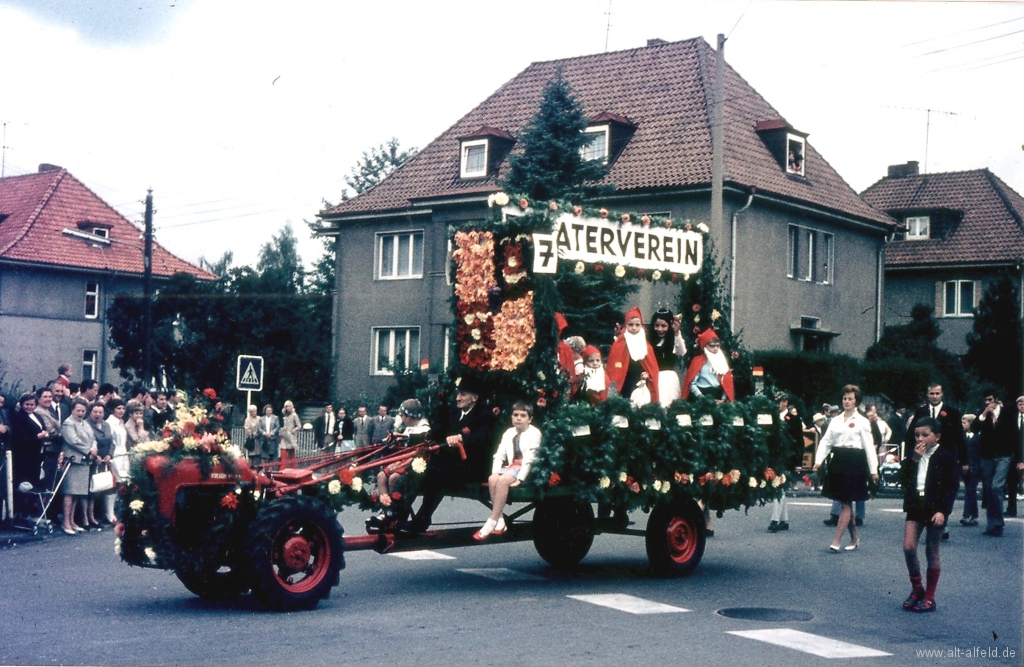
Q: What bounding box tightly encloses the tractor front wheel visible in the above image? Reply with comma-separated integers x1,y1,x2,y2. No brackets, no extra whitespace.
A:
645,495,705,577
532,497,594,570
244,495,344,611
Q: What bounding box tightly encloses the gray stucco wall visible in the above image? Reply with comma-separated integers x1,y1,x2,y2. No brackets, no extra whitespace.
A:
883,270,994,356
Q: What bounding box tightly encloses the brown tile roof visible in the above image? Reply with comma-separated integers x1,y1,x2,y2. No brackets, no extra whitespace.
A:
861,169,1024,267
0,168,216,279
322,37,893,228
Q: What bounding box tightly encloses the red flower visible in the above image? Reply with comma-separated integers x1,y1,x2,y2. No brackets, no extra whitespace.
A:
636,269,645,277
731,351,739,360
721,474,732,487
182,421,196,436
692,304,701,312
670,274,678,282
203,388,218,400
641,215,651,226
220,493,239,510
764,468,776,481
573,205,583,216
201,418,209,426
621,214,631,223
370,493,378,503
114,522,125,536
519,198,529,209
536,397,547,408
664,220,673,228
698,475,707,486
940,411,947,418
552,390,559,399
461,427,471,436
685,223,692,231
392,492,402,500
492,406,501,416
599,208,609,218
338,469,356,485
594,264,604,273
162,427,172,438
693,326,700,334
170,438,183,450
625,476,640,493
848,422,855,428
548,472,561,487
549,201,558,211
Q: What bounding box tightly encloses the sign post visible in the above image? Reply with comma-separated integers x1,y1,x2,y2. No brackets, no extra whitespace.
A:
236,355,265,413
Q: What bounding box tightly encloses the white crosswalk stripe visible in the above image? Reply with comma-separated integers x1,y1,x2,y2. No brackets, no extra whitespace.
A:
386,550,456,560
728,629,891,658
568,593,689,614
788,502,834,507
458,568,546,581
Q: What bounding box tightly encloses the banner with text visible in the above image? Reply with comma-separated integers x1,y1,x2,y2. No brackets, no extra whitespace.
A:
532,214,703,275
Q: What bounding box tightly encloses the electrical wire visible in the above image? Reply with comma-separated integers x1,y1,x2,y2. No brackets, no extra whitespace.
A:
919,28,1024,56
902,14,1024,47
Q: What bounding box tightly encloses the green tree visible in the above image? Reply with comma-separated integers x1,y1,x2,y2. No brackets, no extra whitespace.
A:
502,69,610,202
965,275,1023,397
343,137,418,200
198,250,234,278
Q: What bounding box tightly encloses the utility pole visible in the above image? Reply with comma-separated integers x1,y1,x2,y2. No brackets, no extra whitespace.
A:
711,33,725,232
142,189,154,387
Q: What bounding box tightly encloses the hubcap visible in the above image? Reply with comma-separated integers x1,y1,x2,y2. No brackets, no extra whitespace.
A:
272,521,331,592
665,516,697,563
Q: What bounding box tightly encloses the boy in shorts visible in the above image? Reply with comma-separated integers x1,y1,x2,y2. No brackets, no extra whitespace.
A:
900,417,959,612
473,401,541,540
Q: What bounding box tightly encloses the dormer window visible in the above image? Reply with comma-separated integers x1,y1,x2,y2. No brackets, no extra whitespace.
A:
92,227,109,239
906,215,930,240
460,139,489,179
581,125,610,163
786,134,805,176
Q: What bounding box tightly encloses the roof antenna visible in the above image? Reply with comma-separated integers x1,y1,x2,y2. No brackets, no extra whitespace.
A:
604,0,612,52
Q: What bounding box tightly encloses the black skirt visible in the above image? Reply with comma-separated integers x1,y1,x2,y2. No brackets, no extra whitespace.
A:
823,447,870,503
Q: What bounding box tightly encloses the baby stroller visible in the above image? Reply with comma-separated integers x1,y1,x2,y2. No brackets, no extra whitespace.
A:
13,462,71,535
878,444,902,489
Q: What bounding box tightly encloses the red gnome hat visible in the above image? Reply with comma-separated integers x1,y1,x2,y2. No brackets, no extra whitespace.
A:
554,311,569,334
624,307,643,324
697,328,719,349
581,344,602,360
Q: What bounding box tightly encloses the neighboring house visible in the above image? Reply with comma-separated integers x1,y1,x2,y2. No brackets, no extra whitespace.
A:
862,162,1024,355
0,164,215,392
317,37,896,402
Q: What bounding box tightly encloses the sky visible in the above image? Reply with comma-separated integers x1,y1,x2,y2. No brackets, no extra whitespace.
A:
1,0,1021,273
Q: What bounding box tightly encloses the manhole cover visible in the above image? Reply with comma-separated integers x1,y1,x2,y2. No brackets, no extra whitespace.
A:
717,607,813,622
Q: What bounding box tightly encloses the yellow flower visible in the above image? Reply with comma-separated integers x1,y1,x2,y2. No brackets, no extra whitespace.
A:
574,261,585,274
748,477,758,488
182,437,199,450
652,480,662,492
412,457,428,474
252,490,262,500
779,474,787,485
493,192,509,206
599,476,610,489
715,471,724,481
652,270,662,281
145,547,157,562
619,471,628,482
328,480,342,494
614,265,626,278
759,480,767,488
711,309,721,322
730,469,741,483
129,500,144,514
661,481,671,493
351,477,363,493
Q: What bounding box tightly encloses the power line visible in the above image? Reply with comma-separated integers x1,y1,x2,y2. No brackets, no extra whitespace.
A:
961,52,1024,72
926,48,1024,73
919,28,1024,56
728,0,755,39
902,14,1024,47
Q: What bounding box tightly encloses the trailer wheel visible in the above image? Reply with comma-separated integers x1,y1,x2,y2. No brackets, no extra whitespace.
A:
646,496,705,577
174,556,249,600
532,498,594,569
245,495,344,611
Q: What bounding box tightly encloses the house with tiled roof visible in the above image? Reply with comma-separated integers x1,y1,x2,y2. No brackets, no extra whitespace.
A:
318,37,896,401
0,164,215,392
862,162,1024,354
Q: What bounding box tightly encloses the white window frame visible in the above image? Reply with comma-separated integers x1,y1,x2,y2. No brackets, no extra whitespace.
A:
85,281,100,319
91,227,109,239
943,279,975,317
788,225,833,284
377,230,424,280
786,133,805,176
372,327,421,375
460,139,489,178
905,216,930,240
82,350,98,381
581,125,610,164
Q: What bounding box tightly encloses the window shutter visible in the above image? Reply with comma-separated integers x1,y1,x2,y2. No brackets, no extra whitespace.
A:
935,281,944,317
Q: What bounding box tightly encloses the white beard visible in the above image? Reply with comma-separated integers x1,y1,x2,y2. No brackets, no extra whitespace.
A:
624,329,648,361
706,348,730,376
584,366,606,392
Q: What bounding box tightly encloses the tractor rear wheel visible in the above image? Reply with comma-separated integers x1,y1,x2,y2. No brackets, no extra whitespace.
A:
174,556,249,600
645,495,705,577
244,495,344,611
532,497,594,569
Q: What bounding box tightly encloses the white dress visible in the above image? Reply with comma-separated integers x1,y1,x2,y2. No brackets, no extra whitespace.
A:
107,415,129,479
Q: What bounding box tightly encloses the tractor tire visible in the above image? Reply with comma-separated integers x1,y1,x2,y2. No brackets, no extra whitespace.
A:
532,497,594,570
645,495,706,577
244,495,344,611
174,556,249,600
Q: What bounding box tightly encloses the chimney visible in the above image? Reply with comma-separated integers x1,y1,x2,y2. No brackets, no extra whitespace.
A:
886,161,919,179
38,163,63,173
647,38,668,46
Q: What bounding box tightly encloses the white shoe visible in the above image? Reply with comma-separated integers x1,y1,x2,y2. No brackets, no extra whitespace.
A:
493,517,507,535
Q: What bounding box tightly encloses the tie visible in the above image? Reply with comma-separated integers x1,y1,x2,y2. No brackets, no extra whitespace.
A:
513,434,522,459
931,406,936,419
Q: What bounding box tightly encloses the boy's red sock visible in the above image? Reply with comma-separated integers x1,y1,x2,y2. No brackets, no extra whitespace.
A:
909,573,923,594
924,568,940,601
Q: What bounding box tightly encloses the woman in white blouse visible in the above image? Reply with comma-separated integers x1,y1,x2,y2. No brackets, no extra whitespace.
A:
814,385,879,552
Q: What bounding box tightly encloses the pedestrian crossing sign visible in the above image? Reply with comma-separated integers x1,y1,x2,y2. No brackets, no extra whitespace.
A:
236,355,264,391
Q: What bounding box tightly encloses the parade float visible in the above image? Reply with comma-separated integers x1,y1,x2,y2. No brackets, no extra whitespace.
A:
117,196,791,611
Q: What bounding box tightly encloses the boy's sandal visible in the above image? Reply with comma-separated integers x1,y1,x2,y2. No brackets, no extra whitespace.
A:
902,591,924,610
912,598,936,613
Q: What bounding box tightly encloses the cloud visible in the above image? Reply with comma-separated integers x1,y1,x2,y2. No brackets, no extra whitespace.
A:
2,0,195,45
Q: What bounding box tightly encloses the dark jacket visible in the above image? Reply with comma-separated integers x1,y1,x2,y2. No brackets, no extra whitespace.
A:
900,445,960,518
429,404,496,481
313,412,337,447
973,410,1017,459
11,410,44,486
907,404,966,466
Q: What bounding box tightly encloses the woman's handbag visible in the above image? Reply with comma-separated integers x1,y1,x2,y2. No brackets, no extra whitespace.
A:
90,468,115,494
244,435,256,452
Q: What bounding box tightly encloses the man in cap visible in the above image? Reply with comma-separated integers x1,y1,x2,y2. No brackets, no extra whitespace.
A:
681,328,734,403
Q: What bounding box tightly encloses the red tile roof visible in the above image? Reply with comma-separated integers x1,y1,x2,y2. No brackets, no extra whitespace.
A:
322,37,893,228
861,169,1024,267
0,168,215,279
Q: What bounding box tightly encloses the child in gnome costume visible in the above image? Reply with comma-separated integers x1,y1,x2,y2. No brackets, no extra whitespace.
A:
580,345,609,405
606,307,660,407
681,329,735,403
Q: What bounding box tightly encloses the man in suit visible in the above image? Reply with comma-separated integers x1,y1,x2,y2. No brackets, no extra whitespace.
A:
407,377,495,534
905,383,965,540
369,404,395,445
257,404,280,463
312,403,337,450
1006,395,1024,518
352,405,372,448
974,389,1017,536
145,391,174,431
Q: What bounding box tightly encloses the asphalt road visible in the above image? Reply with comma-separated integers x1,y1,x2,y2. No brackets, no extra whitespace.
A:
1,495,1021,666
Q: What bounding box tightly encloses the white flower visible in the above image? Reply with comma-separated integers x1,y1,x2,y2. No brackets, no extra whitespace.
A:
537,371,546,381
642,483,648,491
508,256,518,268
599,476,610,489
714,471,724,481
652,270,662,281
759,480,766,488
114,538,121,555
351,477,363,493
182,437,199,450
697,222,710,233
328,480,342,495
411,457,427,474
614,265,626,278
772,477,782,488
730,469,741,483
471,328,482,340
711,309,721,322
661,481,671,493
252,490,262,501
748,477,758,488
574,261,585,274
619,471,628,482
487,193,496,207
652,480,662,492
494,192,509,206
129,500,144,514
464,314,475,325
145,547,157,562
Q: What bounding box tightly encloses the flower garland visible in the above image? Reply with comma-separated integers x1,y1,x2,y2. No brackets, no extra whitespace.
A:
490,292,536,371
